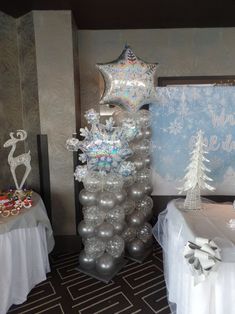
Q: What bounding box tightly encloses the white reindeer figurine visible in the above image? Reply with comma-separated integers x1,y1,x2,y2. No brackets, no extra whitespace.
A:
3,130,31,191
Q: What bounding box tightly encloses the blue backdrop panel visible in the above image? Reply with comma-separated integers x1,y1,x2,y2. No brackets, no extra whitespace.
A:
150,86,235,195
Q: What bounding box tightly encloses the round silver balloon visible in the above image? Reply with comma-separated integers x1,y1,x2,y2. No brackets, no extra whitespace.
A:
127,238,146,258
135,139,151,157
83,171,102,192
132,157,145,171
106,206,125,224
77,220,95,238
136,109,151,128
96,253,115,275
104,173,123,192
95,222,114,239
136,222,152,243
84,237,106,259
144,156,151,168
79,250,96,270
136,168,151,183
143,182,153,195
135,129,144,141
127,210,145,227
79,189,97,206
128,183,145,201
144,127,152,139
143,208,153,221
121,227,136,243
106,235,125,258
115,189,127,205
122,199,136,215
97,191,117,211
112,221,126,235
83,206,105,226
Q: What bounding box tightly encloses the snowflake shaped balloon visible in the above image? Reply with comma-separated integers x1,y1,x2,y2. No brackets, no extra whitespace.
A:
66,109,136,176
97,45,158,112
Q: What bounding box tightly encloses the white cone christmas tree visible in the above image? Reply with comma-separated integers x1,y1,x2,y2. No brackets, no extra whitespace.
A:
178,130,215,210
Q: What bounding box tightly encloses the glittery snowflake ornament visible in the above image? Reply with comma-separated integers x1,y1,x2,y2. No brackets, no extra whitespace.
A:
97,45,158,112
66,109,136,177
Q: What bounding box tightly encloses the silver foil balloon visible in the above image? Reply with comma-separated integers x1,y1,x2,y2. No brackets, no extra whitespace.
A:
95,222,114,239
136,109,151,128
96,253,115,275
79,250,96,270
127,210,145,227
121,227,136,243
106,235,125,258
143,182,153,195
97,46,158,112
122,199,136,215
112,221,126,235
97,191,117,211
77,220,95,238
79,189,97,206
136,223,152,243
136,168,151,183
115,189,127,205
84,237,106,259
83,206,105,226
83,171,102,192
104,173,123,192
106,206,125,224
128,182,145,201
127,239,146,258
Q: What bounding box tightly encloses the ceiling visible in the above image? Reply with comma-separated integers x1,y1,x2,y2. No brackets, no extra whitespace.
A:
1,0,235,29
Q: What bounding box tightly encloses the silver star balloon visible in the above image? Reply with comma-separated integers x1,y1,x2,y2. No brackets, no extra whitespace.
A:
97,45,158,112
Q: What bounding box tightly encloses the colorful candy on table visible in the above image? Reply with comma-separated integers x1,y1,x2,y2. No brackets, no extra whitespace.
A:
0,189,33,218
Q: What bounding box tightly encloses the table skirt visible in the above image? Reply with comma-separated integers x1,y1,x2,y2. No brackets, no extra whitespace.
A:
0,224,51,314
153,201,235,314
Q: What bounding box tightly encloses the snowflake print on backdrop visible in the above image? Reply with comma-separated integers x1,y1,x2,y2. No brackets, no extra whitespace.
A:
150,85,235,184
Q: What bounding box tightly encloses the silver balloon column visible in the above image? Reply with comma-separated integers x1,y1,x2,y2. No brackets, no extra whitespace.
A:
77,172,126,279
115,110,154,262
66,109,137,282
96,45,157,263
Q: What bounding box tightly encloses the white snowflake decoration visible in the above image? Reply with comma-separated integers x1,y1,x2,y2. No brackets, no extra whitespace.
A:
67,109,136,177
74,165,88,181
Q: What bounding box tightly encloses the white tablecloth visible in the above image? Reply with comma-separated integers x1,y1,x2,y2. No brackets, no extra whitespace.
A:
153,199,235,314
0,193,54,314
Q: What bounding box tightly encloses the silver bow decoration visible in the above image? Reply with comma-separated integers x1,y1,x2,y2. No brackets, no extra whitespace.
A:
184,237,221,284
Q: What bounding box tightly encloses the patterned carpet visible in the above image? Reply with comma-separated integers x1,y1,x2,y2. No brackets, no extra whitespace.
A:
8,242,171,314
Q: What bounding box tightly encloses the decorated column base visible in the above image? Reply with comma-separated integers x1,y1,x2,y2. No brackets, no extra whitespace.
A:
76,258,128,284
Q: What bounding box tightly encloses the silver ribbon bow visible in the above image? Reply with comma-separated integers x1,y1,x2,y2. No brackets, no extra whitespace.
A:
184,237,221,284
